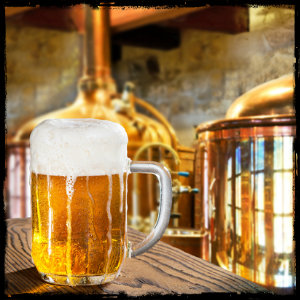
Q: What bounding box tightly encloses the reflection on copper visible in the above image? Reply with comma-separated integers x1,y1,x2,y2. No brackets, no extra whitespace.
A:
195,74,296,293
225,74,294,119
5,141,30,218
196,123,295,291
268,86,293,97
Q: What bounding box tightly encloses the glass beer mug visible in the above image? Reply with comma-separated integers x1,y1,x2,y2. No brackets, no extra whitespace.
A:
30,119,172,286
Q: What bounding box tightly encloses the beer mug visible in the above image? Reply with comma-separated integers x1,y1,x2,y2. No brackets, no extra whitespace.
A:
30,119,172,286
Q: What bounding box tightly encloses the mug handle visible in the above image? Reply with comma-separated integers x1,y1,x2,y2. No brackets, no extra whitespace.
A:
129,161,172,257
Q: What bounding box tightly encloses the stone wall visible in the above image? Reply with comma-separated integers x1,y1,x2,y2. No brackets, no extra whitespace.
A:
112,6,295,146
5,6,294,146
5,23,82,137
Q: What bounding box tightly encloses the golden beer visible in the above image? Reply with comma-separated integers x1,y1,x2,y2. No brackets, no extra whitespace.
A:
30,118,172,286
31,172,128,283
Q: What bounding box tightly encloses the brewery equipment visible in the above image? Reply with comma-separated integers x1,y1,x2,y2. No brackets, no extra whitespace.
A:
5,6,174,218
130,141,201,257
5,5,200,257
194,74,296,292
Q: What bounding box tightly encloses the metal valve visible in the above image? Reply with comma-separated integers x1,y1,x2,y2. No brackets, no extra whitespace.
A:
178,186,199,194
171,171,190,177
172,179,199,195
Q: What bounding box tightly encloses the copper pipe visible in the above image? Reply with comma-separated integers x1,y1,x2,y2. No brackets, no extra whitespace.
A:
134,97,178,149
133,142,180,165
84,5,111,80
97,7,112,80
78,5,116,106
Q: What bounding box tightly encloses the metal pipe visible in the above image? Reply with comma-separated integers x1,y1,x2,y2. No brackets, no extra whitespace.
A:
133,97,179,150
83,5,111,80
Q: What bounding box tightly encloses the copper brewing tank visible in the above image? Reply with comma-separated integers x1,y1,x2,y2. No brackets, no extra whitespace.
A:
10,7,177,146
194,74,296,293
5,6,171,216
5,6,200,257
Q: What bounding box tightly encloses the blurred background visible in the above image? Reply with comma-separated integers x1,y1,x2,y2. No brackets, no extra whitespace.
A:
4,4,295,295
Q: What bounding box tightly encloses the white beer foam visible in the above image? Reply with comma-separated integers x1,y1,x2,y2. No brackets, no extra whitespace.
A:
30,119,129,176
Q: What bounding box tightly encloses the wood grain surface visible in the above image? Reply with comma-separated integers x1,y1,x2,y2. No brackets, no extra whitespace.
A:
5,218,270,297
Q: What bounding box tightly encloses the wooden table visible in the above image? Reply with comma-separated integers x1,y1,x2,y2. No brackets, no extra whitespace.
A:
5,218,270,297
